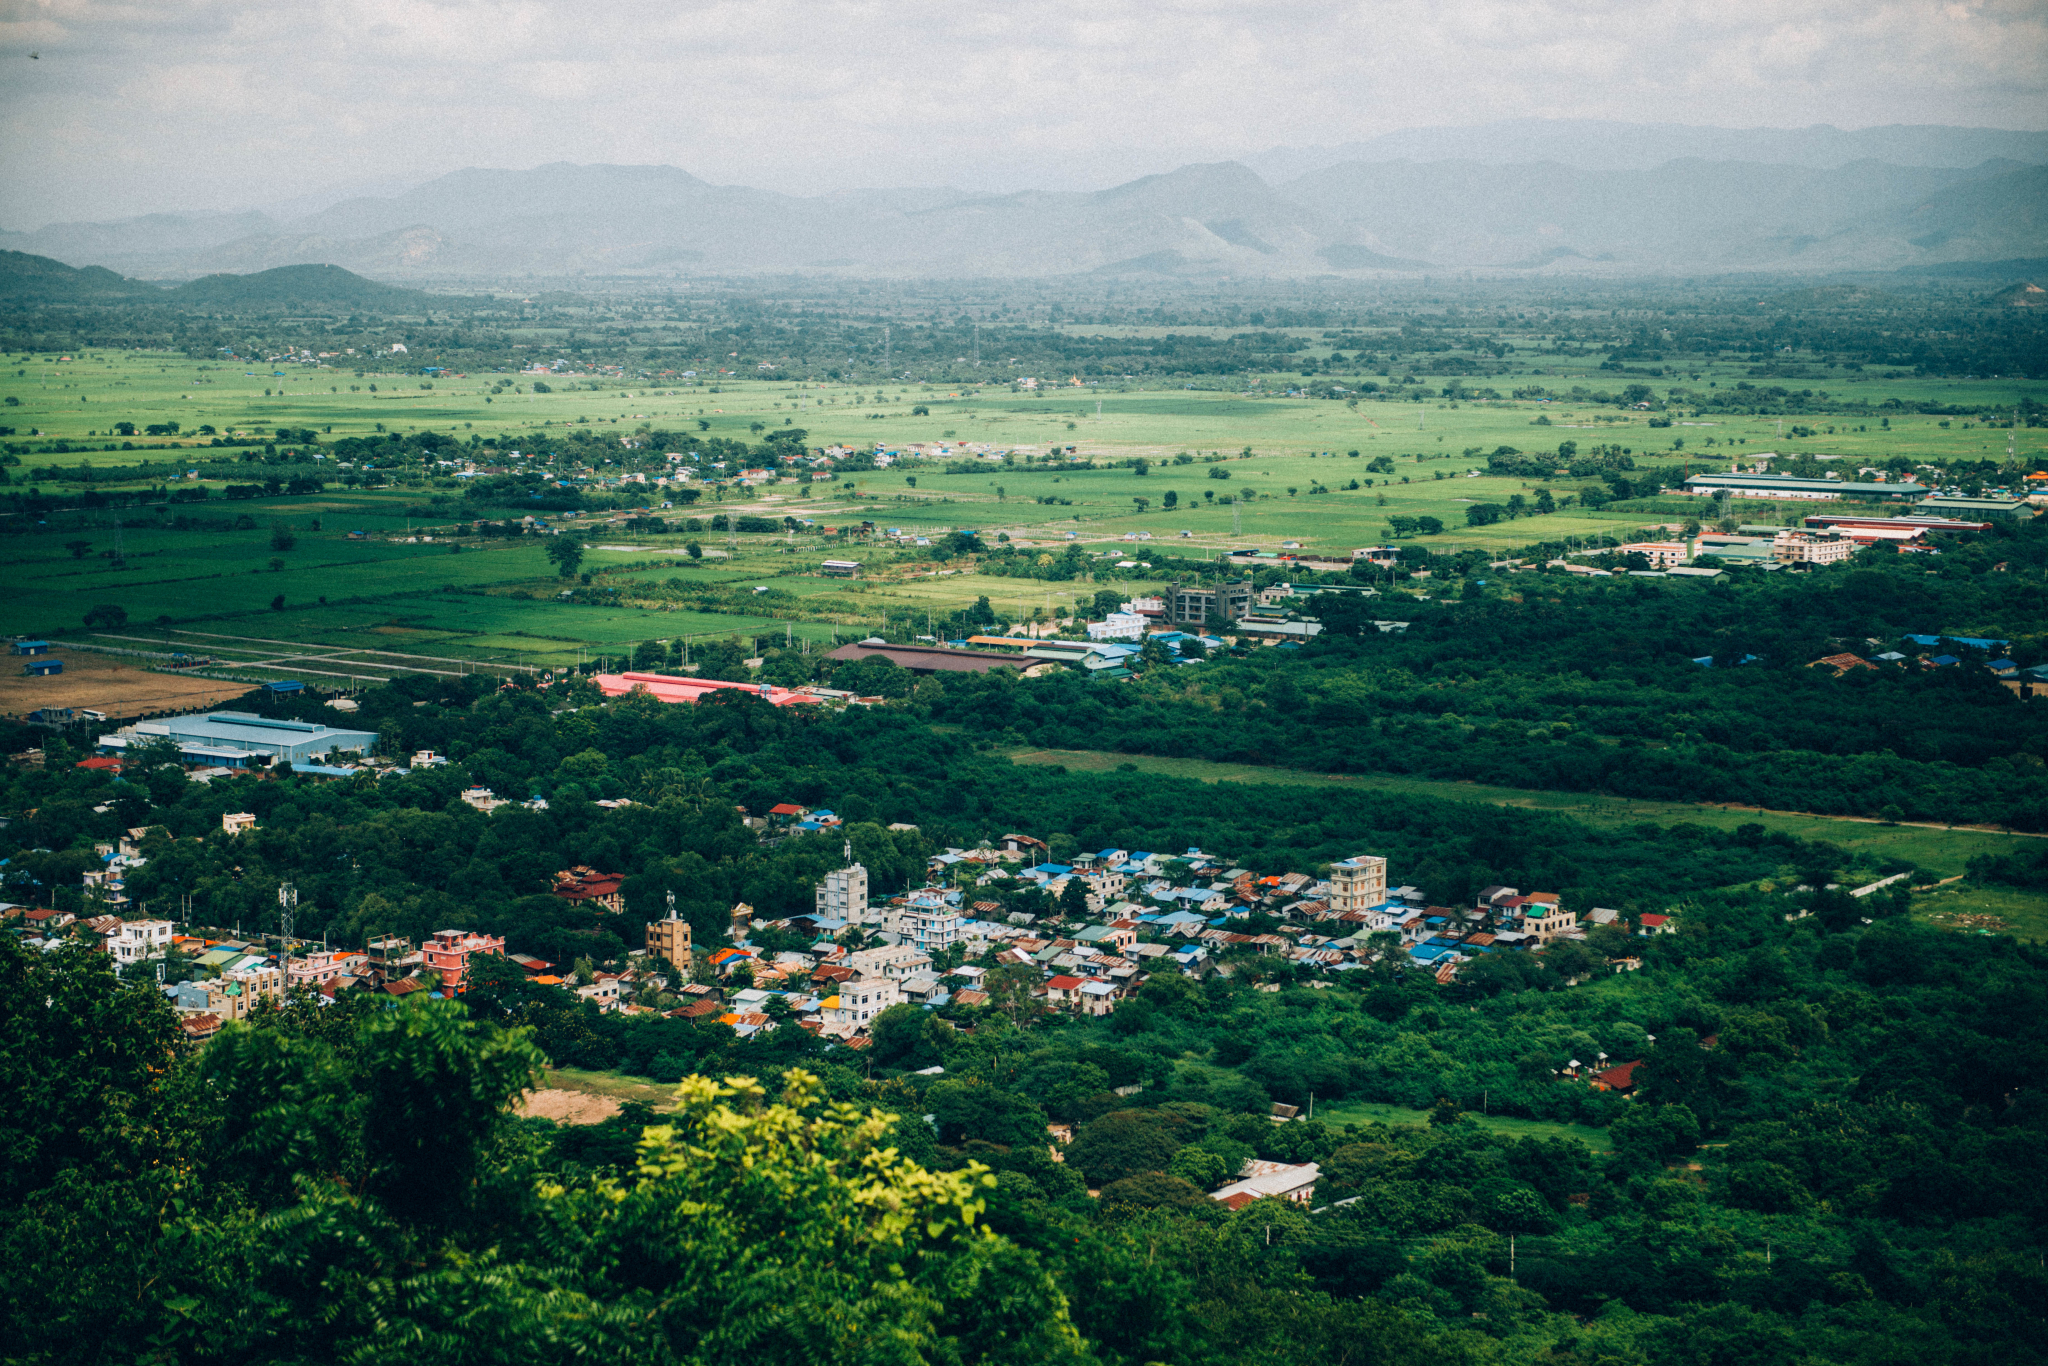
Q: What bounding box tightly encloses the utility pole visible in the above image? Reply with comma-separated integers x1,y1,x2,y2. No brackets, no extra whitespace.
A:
883,325,891,373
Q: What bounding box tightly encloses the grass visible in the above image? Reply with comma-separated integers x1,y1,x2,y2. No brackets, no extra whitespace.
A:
539,1065,680,1109
1308,1098,1614,1152
6,349,2043,692
1912,882,2048,942
1004,747,2048,879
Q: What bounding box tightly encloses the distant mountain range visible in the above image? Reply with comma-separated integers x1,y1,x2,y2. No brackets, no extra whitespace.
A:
0,254,432,307
3,120,2044,281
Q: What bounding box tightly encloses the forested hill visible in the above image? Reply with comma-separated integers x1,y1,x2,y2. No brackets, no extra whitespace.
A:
5,663,2048,1363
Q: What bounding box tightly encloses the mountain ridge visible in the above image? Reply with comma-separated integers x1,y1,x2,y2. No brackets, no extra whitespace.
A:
2,133,2043,281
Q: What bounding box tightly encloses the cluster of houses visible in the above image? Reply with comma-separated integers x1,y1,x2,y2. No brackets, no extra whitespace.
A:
626,841,1670,1045
8,803,1670,1059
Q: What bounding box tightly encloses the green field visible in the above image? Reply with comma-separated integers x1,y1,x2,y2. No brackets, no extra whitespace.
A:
5,347,2044,679
1308,1098,1614,1152
1911,881,2048,942
1005,748,2048,891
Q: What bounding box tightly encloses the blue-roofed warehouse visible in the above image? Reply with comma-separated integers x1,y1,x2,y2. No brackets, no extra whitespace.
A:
96,711,378,766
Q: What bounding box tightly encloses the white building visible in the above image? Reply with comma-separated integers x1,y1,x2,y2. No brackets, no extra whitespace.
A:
822,974,902,1031
847,943,932,980
816,856,870,922
1210,1160,1321,1207
1773,530,1857,565
108,919,174,964
1087,611,1149,642
890,891,964,954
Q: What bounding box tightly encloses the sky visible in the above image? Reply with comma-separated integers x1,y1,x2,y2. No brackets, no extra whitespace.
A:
3,0,2046,228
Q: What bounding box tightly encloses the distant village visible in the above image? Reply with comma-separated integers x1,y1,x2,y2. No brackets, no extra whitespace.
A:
13,786,1680,1052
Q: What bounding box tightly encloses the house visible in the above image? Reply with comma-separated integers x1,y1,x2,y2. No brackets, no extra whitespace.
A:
12,640,50,655
23,658,62,677
1043,975,1088,1009
821,974,902,1031
998,833,1049,856
421,928,507,993
1591,1060,1641,1093
108,919,174,963
21,908,73,936
1638,913,1676,936
1074,923,1139,953
1210,1160,1321,1209
221,812,257,835
287,949,366,990
1525,901,1577,944
576,976,625,1011
1808,653,1875,677
553,866,626,914
847,943,931,980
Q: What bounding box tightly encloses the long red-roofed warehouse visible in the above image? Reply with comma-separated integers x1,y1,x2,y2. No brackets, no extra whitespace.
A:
593,671,822,707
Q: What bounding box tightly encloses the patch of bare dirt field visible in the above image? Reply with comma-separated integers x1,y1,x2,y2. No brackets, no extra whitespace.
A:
0,647,252,721
517,1089,623,1125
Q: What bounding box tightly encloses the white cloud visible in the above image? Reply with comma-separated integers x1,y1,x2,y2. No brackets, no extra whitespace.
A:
1,0,2042,224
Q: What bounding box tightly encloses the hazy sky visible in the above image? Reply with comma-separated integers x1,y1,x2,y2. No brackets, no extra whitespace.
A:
4,0,2046,227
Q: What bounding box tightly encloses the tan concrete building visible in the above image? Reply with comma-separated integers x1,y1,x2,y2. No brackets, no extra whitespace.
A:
1615,541,1688,569
1328,855,1388,915
646,907,693,974
1773,531,1857,565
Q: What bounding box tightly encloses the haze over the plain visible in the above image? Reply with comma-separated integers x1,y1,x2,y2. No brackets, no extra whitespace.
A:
3,0,2046,226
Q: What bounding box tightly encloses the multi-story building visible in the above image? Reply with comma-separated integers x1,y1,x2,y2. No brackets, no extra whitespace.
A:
1772,531,1857,565
890,890,963,954
222,959,285,1006
422,928,507,993
108,919,175,964
821,974,901,1031
1614,541,1688,569
1168,580,1253,627
1524,900,1578,944
1327,855,1388,915
847,942,931,980
175,978,261,1022
287,950,366,990
646,907,693,974
1086,611,1149,642
815,858,869,922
